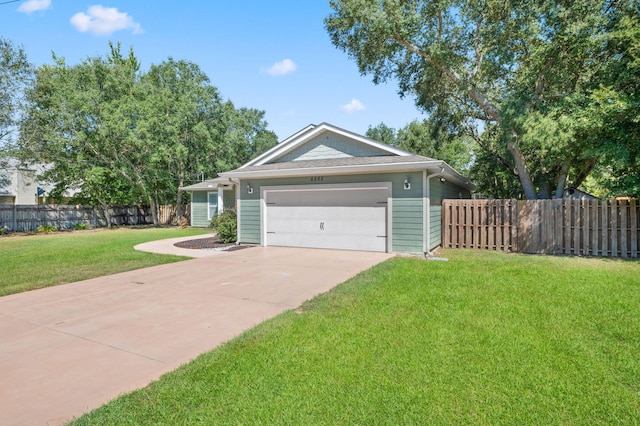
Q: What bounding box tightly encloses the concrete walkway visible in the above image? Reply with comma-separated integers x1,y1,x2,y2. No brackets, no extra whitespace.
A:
0,241,393,425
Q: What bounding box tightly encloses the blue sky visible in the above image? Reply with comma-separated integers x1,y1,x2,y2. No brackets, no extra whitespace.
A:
2,0,427,141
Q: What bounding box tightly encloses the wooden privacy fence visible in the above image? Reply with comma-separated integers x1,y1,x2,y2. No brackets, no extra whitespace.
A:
0,204,190,232
443,199,639,258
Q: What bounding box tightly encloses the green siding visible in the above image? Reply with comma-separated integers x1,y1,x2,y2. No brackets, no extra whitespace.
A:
238,171,425,252
191,187,238,228
429,179,471,250
191,191,209,227
239,199,260,243
276,133,390,162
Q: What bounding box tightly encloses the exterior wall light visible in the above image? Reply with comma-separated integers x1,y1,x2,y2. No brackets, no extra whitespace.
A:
246,183,253,194
403,176,411,190
440,177,446,183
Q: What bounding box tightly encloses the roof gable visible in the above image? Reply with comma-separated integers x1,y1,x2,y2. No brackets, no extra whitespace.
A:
242,122,410,168
274,131,391,162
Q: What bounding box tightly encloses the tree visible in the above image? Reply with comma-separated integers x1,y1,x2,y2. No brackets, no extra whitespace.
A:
366,122,396,146
585,4,640,197
19,44,170,221
1,38,32,184
138,58,223,220
19,43,278,223
326,0,638,199
1,38,32,148
366,119,473,173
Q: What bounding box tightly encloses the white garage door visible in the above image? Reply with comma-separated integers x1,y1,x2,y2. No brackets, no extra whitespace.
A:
264,185,389,252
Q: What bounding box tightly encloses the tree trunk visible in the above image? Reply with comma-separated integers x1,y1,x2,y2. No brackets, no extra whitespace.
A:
176,172,184,224
554,164,570,199
507,136,537,200
98,199,112,229
147,194,159,227
538,180,551,199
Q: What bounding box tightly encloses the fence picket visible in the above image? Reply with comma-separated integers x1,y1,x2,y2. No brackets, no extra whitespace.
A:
0,204,190,232
442,199,638,258
631,199,638,257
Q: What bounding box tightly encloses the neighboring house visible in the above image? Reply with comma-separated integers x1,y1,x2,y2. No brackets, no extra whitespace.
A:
562,187,599,200
188,123,475,254
0,159,78,205
0,159,39,205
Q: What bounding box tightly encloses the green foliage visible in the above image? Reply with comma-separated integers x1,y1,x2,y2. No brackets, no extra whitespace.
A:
0,37,32,148
35,225,56,233
0,228,210,296
210,208,237,243
71,251,640,424
365,122,396,146
71,223,90,231
326,1,640,199
366,119,473,173
18,44,278,221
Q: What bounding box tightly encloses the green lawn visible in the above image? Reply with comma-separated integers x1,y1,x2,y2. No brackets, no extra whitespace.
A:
71,250,640,425
0,227,210,296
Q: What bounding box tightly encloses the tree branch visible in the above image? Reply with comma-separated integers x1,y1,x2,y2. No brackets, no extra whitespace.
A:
392,36,502,124
467,129,517,175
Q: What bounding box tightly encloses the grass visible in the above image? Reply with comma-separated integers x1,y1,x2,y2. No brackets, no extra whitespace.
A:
70,250,640,425
0,227,210,296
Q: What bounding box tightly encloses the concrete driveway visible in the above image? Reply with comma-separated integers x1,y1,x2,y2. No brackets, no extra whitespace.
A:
0,245,392,425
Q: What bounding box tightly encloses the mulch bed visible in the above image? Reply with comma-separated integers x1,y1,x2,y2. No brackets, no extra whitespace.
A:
174,237,252,252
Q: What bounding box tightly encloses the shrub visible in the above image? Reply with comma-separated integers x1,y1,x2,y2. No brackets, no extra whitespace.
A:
211,208,237,243
0,226,7,235
72,223,90,230
36,224,57,233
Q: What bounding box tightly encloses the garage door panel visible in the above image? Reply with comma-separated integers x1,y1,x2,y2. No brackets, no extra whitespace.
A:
264,186,389,252
268,217,386,236
268,232,386,252
267,206,385,223
268,189,385,207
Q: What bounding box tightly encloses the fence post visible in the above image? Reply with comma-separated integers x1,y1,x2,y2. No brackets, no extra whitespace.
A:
620,199,628,258
630,199,638,258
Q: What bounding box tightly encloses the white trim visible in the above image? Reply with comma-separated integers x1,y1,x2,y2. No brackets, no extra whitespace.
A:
222,160,475,191
207,191,218,221
245,123,411,167
190,197,194,227
259,182,393,253
236,181,241,242
218,189,224,212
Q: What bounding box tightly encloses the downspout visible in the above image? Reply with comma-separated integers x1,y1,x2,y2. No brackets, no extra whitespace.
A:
228,178,240,243
424,164,446,257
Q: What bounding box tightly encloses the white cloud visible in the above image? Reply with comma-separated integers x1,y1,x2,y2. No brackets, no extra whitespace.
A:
17,0,51,14
339,98,365,113
266,59,297,76
70,5,142,36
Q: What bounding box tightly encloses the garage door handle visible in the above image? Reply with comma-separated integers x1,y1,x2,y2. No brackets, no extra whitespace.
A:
320,221,324,231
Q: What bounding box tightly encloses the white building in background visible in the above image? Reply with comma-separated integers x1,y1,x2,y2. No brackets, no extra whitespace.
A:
0,159,40,205
0,159,78,205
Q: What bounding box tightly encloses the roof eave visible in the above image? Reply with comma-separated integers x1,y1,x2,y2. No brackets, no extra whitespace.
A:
221,161,475,191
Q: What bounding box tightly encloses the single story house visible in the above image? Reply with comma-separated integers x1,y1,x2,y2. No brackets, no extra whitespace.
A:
184,123,475,254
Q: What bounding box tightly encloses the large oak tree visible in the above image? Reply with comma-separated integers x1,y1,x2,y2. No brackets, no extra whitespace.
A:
326,0,638,199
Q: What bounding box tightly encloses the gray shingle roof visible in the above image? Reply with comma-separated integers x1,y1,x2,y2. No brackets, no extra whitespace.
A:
236,155,436,173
